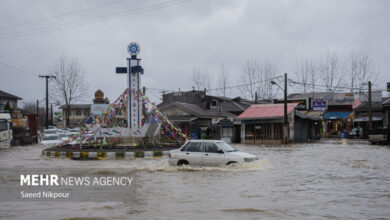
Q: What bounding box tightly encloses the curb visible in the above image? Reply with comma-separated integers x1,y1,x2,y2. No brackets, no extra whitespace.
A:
41,150,169,160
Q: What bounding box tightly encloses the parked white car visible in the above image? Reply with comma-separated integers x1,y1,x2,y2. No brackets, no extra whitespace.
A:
168,140,258,166
43,129,58,136
67,128,80,136
41,135,60,146
58,133,70,142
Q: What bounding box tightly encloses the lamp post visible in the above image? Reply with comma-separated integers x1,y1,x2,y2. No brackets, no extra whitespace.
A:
271,73,288,144
361,81,373,131
368,81,372,130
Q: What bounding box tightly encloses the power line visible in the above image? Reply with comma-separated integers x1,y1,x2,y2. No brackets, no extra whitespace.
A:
0,0,194,40
288,79,386,93
208,74,284,91
0,0,125,31
144,74,284,94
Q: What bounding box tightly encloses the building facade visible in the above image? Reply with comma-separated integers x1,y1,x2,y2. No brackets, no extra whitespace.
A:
0,90,21,111
158,90,252,143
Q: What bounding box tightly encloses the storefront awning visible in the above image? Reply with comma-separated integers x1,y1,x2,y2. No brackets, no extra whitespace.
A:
322,111,351,119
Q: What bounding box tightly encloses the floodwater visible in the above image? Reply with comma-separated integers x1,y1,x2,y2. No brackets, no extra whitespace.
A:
1,139,390,219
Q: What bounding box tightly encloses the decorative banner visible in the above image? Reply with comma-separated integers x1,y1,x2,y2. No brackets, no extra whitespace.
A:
60,88,189,148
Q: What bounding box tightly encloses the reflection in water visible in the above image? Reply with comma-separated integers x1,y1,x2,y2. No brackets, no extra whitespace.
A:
0,139,389,219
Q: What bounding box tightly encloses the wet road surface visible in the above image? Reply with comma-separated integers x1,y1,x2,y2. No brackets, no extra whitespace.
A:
0,139,389,219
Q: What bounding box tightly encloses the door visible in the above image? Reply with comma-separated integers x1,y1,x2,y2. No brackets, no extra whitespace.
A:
183,142,204,165
203,142,225,166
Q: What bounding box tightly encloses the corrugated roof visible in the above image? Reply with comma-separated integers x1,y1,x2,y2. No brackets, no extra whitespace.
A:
0,90,21,100
295,111,321,120
383,97,390,105
288,92,331,99
60,104,91,109
159,102,236,118
237,103,298,120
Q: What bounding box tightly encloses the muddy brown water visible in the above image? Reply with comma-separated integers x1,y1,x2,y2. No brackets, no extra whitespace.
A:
0,139,389,219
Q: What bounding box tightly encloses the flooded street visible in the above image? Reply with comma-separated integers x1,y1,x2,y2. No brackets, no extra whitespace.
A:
1,139,390,219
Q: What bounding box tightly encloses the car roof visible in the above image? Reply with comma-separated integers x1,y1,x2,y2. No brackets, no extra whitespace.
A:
186,140,224,143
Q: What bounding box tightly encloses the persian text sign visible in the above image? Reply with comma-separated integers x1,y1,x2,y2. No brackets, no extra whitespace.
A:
312,99,326,111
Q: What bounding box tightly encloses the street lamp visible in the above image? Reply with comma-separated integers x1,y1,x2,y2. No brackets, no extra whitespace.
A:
270,73,288,144
358,82,372,130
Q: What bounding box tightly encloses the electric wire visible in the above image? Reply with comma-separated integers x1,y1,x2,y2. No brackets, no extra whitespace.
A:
0,0,125,31
0,0,194,40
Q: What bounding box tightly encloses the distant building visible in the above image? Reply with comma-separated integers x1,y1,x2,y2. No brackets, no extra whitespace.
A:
158,90,253,143
61,104,91,128
60,89,110,128
0,90,21,110
383,98,390,128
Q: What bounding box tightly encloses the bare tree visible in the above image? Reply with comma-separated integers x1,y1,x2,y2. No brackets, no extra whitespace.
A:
258,61,278,100
50,56,88,128
348,49,377,94
191,66,211,92
240,60,278,101
240,60,259,100
318,52,344,92
217,63,229,97
294,58,318,94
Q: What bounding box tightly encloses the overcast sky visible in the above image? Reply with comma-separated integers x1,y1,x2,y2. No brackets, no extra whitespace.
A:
0,0,389,108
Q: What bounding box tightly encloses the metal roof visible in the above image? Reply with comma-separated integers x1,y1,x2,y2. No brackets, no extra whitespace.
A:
158,102,236,118
236,103,298,120
0,90,21,100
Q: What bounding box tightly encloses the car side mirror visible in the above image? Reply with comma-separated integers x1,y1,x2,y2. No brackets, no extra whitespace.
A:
217,149,224,154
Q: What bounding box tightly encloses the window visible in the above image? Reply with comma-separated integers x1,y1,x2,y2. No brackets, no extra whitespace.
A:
204,143,219,153
180,142,190,151
76,111,82,116
186,142,203,152
84,111,89,116
222,127,233,137
0,120,7,132
216,141,236,152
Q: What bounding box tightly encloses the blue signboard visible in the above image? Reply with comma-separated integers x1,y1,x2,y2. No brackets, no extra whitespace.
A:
312,98,326,111
387,82,390,92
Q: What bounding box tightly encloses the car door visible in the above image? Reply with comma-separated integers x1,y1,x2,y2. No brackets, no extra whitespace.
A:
203,142,226,166
184,142,204,165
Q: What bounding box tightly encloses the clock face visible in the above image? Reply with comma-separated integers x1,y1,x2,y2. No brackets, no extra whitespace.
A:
128,42,140,55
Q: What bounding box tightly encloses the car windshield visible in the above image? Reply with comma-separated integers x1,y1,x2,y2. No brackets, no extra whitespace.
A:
0,120,7,132
43,136,59,141
44,130,57,134
216,141,237,152
59,134,68,138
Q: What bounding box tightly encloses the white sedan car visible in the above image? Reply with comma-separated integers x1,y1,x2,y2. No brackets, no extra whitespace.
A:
41,135,60,147
168,140,258,166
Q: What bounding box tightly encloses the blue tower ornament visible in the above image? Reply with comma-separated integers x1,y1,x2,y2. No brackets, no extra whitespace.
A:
128,42,140,55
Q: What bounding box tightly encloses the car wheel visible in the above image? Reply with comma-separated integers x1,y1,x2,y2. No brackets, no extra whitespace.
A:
227,161,237,165
177,160,189,166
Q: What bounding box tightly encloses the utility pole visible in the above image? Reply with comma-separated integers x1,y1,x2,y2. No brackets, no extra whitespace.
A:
39,75,56,129
254,92,258,104
36,99,39,128
368,81,372,130
284,73,288,144
50,104,53,126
